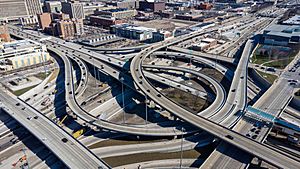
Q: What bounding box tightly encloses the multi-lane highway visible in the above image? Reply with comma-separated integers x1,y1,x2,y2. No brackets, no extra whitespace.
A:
7,21,300,168
0,88,110,169
130,34,300,168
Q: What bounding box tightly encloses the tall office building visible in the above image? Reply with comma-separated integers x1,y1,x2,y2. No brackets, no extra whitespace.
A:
61,1,84,19
25,0,42,16
45,1,62,13
0,0,42,21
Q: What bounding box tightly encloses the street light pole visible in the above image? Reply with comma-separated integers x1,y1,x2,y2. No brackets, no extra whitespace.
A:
120,77,125,124
180,127,185,169
92,58,97,87
145,94,148,125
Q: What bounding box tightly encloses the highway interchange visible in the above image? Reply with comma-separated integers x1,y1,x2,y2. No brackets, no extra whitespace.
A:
1,7,300,169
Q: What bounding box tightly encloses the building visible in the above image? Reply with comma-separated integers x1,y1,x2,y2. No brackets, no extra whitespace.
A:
282,15,300,25
57,19,84,39
191,38,217,51
215,0,245,3
263,24,300,46
73,19,84,36
62,1,84,19
175,13,203,21
139,0,165,12
77,34,122,47
45,1,62,13
20,15,39,26
106,0,140,9
0,0,42,21
111,24,154,41
197,3,213,10
52,13,70,21
90,16,125,28
37,13,52,30
111,23,168,42
0,24,11,42
94,8,137,19
0,39,50,71
25,0,42,16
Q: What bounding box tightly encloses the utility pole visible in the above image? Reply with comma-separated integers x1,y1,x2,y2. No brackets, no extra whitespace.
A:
145,94,148,125
120,77,125,124
41,46,47,78
180,127,185,169
92,57,97,88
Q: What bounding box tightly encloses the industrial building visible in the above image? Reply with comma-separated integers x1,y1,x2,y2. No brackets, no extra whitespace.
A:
77,34,123,47
0,0,42,21
111,23,170,42
106,0,140,9
83,4,117,16
191,38,218,51
0,40,51,71
263,24,300,46
89,16,125,28
94,8,138,19
111,24,155,41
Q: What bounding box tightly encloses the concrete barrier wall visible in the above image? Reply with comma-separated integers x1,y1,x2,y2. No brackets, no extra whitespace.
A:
248,68,272,90
290,97,300,110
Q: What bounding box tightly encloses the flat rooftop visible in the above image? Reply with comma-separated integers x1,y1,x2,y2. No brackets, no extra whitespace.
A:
264,24,300,38
0,39,41,53
283,15,300,25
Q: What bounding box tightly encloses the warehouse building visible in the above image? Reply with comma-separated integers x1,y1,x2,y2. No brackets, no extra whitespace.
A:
0,40,50,71
263,24,300,46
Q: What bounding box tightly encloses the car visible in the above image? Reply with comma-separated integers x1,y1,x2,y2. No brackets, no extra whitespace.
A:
61,138,68,143
225,135,234,140
246,133,251,137
16,103,20,106
27,116,33,120
21,107,26,110
33,116,38,119
266,67,275,72
252,135,258,139
250,128,256,132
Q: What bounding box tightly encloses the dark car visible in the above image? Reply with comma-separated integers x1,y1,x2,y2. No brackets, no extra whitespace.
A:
61,138,68,143
225,135,234,140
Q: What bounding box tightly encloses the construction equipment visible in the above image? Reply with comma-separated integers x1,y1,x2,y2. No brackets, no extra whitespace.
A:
12,155,26,167
58,115,68,126
12,148,29,169
72,128,86,139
